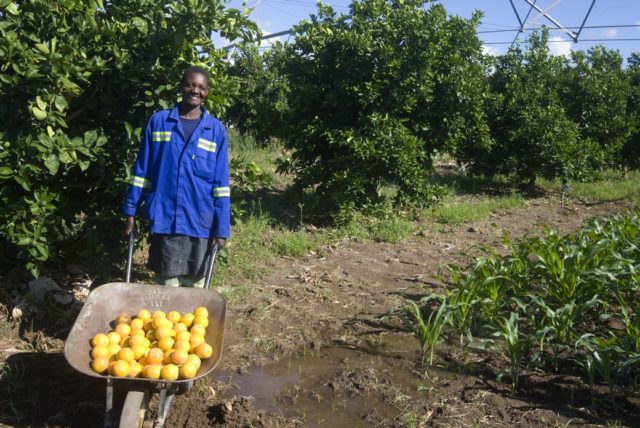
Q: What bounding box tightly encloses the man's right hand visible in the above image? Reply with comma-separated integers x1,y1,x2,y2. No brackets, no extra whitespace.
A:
125,216,135,235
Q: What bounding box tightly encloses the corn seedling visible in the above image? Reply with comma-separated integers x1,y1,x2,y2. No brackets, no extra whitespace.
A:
406,297,449,368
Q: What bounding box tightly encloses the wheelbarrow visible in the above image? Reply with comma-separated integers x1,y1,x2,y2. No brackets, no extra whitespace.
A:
64,231,226,427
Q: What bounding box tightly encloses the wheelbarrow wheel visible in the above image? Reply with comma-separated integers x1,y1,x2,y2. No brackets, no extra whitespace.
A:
119,389,151,428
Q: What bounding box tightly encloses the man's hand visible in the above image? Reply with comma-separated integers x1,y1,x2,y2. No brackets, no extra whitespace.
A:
125,216,135,235
214,237,227,248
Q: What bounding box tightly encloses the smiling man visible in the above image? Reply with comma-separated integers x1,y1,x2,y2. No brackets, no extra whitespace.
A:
122,66,230,287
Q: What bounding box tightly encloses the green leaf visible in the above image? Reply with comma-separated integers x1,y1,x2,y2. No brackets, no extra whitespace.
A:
84,129,97,144
35,43,50,54
0,166,12,178
36,96,47,111
14,175,31,191
32,107,47,121
4,2,19,16
59,151,73,164
54,95,68,112
44,154,59,174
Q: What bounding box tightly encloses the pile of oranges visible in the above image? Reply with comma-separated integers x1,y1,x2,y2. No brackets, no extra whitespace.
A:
89,306,213,381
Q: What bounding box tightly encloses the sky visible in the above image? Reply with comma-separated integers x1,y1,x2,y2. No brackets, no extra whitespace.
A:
217,0,640,61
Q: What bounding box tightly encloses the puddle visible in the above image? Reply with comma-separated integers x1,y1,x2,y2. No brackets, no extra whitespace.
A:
213,334,458,426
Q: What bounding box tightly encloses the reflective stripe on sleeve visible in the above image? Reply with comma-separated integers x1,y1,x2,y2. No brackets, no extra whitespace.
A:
152,131,171,142
212,186,230,197
197,138,216,152
130,175,151,189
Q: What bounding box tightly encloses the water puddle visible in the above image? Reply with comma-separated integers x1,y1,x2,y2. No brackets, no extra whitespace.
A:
214,334,458,426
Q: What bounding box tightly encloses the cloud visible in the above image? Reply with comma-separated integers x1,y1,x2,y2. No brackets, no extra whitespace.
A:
482,44,502,57
601,28,618,38
548,36,572,57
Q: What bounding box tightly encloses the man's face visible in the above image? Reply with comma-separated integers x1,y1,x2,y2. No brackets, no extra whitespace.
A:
181,72,209,108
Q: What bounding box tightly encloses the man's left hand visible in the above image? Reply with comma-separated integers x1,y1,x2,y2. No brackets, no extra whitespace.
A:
214,237,227,248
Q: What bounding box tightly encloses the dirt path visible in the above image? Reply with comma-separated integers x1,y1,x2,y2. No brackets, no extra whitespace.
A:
1,198,638,427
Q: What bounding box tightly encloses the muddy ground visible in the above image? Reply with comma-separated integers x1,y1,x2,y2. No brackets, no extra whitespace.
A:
1,195,640,427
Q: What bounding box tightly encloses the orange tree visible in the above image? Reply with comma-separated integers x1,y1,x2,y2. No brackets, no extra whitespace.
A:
560,46,634,177
462,31,579,188
274,0,491,213
0,0,258,276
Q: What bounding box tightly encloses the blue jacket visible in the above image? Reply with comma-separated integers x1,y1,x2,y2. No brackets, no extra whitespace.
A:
122,105,230,239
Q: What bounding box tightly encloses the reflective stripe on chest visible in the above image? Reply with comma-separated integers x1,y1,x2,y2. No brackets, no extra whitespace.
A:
197,138,216,152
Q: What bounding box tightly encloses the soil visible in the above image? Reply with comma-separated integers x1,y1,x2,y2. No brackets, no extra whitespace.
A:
2,196,640,427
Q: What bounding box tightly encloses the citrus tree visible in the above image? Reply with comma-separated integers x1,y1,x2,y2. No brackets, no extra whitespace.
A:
275,0,490,213
0,0,258,276
561,46,633,175
470,31,578,188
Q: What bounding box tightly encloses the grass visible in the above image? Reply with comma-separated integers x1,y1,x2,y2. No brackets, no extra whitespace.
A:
540,170,640,202
426,193,525,226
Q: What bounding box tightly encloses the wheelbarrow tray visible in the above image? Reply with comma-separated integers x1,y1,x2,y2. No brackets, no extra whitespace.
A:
64,282,226,383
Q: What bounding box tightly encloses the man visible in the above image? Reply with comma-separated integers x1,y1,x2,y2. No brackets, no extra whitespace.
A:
122,66,230,287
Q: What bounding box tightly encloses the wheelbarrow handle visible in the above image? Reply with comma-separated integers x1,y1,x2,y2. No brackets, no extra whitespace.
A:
125,227,136,284
203,241,219,290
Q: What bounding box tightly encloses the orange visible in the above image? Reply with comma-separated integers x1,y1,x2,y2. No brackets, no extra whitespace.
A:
174,339,191,353
175,330,191,342
187,354,201,369
180,313,195,328
194,306,208,318
163,350,174,365
195,343,213,359
137,309,152,322
193,315,209,328
129,334,146,348
189,334,205,347
146,348,164,365
171,349,188,365
138,356,148,367
161,364,180,381
109,360,130,377
91,357,110,374
143,320,154,332
129,361,143,378
167,311,181,324
119,337,130,348
143,338,151,348
173,323,188,334
118,347,135,363
190,324,205,337
131,344,147,360
179,362,198,379
155,325,172,340
115,313,131,325
91,345,109,360
107,343,121,358
142,364,162,379
145,330,157,342
152,310,166,319
91,333,109,348
158,337,175,352
115,323,131,338
107,331,121,345
130,318,144,330
152,317,167,330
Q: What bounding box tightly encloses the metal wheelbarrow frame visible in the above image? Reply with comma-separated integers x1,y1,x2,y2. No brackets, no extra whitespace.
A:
64,231,225,427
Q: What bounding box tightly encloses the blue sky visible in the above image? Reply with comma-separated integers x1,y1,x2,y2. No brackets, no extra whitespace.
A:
218,0,640,61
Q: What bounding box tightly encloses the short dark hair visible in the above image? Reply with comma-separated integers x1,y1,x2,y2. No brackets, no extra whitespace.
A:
181,66,210,86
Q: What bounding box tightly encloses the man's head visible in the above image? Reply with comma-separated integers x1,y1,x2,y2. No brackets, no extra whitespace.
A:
180,66,209,109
